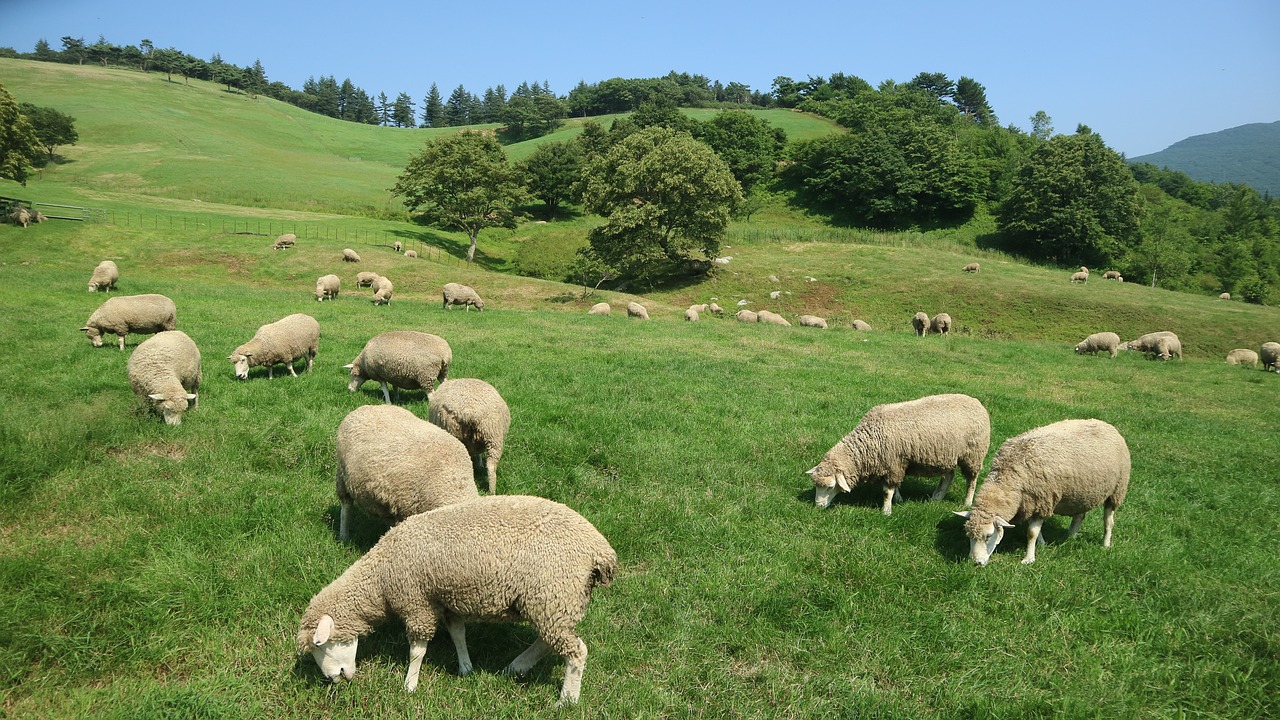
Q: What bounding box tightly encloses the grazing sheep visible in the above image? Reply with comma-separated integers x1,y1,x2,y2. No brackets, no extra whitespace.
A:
315,274,340,302
128,330,201,426
684,307,699,322
809,394,990,514
273,233,296,250
912,312,929,337
1080,266,1090,274
228,313,320,380
1070,271,1089,283
626,302,649,320
736,299,751,306
852,319,872,331
930,313,952,336
88,260,119,293
428,378,511,494
297,495,617,704
1219,292,1231,300
355,271,379,288
1225,349,1259,368
404,249,418,259
1261,342,1280,372
342,248,361,262
757,310,791,326
689,303,709,313
394,241,403,253
955,418,1130,566
708,302,724,315
345,330,452,403
770,290,782,300
798,315,827,329
1074,332,1121,359
333,404,478,541
372,275,394,305
81,294,177,351
1103,270,1122,280
587,302,611,316
962,263,980,273
9,206,33,227
1124,331,1182,360
443,282,485,312
736,310,758,323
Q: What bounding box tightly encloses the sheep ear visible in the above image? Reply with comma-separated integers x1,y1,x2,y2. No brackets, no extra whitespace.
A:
79,326,90,331
185,394,197,401
148,393,165,401
226,355,235,360
804,465,818,476
994,516,1015,528
953,511,971,519
313,615,334,646
242,352,252,358
342,364,353,370
835,473,851,492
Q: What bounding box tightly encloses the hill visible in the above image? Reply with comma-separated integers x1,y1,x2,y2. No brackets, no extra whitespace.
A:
1130,120,1280,195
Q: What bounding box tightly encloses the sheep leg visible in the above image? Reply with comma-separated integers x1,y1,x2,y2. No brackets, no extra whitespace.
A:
504,638,552,675
287,362,298,377
404,638,431,692
1066,514,1086,539
930,472,954,501
338,502,351,542
1103,504,1117,547
558,639,587,706
443,616,473,675
267,365,274,380
380,382,392,404
485,453,499,495
1022,518,1045,564
117,334,127,351
306,352,315,372
880,484,897,516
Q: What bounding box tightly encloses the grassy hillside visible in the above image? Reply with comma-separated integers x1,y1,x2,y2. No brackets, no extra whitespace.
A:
1130,120,1280,196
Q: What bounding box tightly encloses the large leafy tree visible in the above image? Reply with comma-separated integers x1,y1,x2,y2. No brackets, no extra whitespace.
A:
391,131,527,263
0,85,44,184
580,126,742,283
17,103,78,162
517,140,583,217
697,110,786,193
996,128,1142,267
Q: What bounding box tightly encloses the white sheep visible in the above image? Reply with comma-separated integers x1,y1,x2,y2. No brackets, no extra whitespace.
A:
345,330,451,403
955,418,1130,566
354,271,379,289
333,404,478,541
428,378,511,494
912,311,929,337
273,233,296,250
227,313,320,380
851,319,872,331
708,302,724,315
88,260,119,292
9,206,34,227
930,312,952,336
442,282,485,311
1261,342,1280,372
1225,349,1259,368
297,495,617,704
736,309,758,323
404,249,418,259
128,330,201,426
1124,331,1182,360
81,294,177,351
342,248,361,262
1103,270,1122,281
1219,292,1231,300
962,262,980,273
1070,271,1089,283
371,275,394,305
757,310,791,326
798,315,827,329
684,307,699,322
315,274,340,301
808,393,990,515
394,241,403,253
1074,332,1121,359
690,303,709,313
626,302,649,320
587,302,611,316
1080,266,1090,274
770,290,782,300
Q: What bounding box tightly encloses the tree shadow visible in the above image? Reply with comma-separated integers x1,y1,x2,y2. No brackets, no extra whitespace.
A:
388,226,508,272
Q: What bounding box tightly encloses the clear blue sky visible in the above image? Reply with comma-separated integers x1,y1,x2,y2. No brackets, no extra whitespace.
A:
4,0,1277,157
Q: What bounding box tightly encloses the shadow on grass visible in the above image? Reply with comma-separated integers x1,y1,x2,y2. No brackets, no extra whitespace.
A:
388,226,509,273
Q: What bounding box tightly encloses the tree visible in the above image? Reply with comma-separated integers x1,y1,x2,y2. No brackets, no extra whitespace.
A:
580,126,742,283
17,103,78,162
501,92,567,141
443,85,474,126
0,85,44,184
391,92,416,127
1029,111,1054,141
953,76,994,124
390,131,527,263
139,39,153,71
422,83,443,127
910,71,954,101
60,36,86,65
697,110,786,193
518,140,583,217
1126,185,1193,288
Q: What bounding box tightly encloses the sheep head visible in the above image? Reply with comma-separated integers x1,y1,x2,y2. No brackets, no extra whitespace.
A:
344,359,366,392
81,326,104,347
954,510,1014,566
302,614,359,683
148,392,197,425
228,353,252,380
807,461,853,508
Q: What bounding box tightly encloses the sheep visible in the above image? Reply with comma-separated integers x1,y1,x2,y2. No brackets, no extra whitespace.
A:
297,495,617,705
1124,331,1182,360
404,249,418,259
962,262,980,273
684,308,700,322
954,418,1130,566
587,302,611,316
315,274,340,301
1103,270,1122,281
1261,342,1280,372
345,330,452,403
770,290,782,300
342,248,361,262
912,311,929,337
443,282,485,312
1074,332,1121,359
708,302,724,315
272,233,296,250
428,378,511,494
81,294,177,351
128,330,200,426
333,404,478,541
1225,349,1259,368
88,260,119,293
1070,271,1089,283
736,309,758,323
852,319,872,331
757,310,791,326
9,206,33,227
808,393,990,515
690,303,709,313
626,302,649,320
394,241,403,253
930,313,952,336
354,271,379,288
1219,292,1231,300
798,315,827,329
371,275,394,305
1080,266,1090,274
227,313,320,380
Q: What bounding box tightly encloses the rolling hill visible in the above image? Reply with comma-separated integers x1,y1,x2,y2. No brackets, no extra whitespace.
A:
1130,120,1280,195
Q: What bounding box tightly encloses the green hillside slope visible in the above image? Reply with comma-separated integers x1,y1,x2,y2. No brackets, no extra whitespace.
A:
1130,120,1280,195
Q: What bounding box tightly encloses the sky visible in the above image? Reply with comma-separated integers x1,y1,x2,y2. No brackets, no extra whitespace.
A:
3,0,1278,157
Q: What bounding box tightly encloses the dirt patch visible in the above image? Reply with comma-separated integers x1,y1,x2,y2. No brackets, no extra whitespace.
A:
108,441,187,463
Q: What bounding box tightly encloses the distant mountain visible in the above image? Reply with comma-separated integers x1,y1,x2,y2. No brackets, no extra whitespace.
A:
1130,121,1280,196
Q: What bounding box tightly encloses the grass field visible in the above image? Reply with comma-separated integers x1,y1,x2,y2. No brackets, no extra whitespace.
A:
1,59,1279,719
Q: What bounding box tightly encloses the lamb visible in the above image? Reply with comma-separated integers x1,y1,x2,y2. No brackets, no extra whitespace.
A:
757,310,792,326
1124,331,1182,360
88,260,119,292
708,302,724,315
443,282,485,311
371,275,394,305
1070,271,1089,283
227,313,320,380
354,271,379,288
1225,349,1259,367
81,294,177,351
736,309,758,323
930,312,952,336
1103,270,1122,280
587,302,611,316
808,393,990,515
272,233,296,250
404,249,418,259
297,495,617,705
1219,292,1231,300
852,319,872,331
684,307,699,322
912,311,929,337
954,418,1130,566
798,315,827,329
345,330,452,403
333,404,478,541
128,330,200,426
1074,332,1121,359
315,274,340,301
1261,342,1280,372
394,241,403,253
428,378,511,494
626,302,649,320
962,262,980,273
342,248,361,262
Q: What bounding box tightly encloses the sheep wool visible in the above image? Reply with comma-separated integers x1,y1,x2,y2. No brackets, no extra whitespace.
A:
1219,292,1231,300
346,330,452,403
851,319,872,331
1260,342,1280,372
81,294,177,351
736,309,758,323
88,260,119,292
962,263,980,273
684,308,700,322
626,302,649,320
757,310,791,326
587,302,611,316
1074,332,1121,359
128,330,201,426
371,276,394,305
342,248,361,262
443,282,485,311
808,393,991,515
956,419,1130,566
428,378,511,494
930,313,952,336
1070,271,1089,283
273,233,296,250
1103,270,1122,280
1124,331,1182,360
228,313,320,380
393,241,403,253
355,271,380,288
1225,349,1259,368
297,495,617,704
315,274,340,301
912,311,929,337
798,315,827,329
708,302,724,315
404,249,418,259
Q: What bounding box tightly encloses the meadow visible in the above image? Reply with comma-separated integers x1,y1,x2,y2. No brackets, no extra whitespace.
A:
2,58,1279,719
